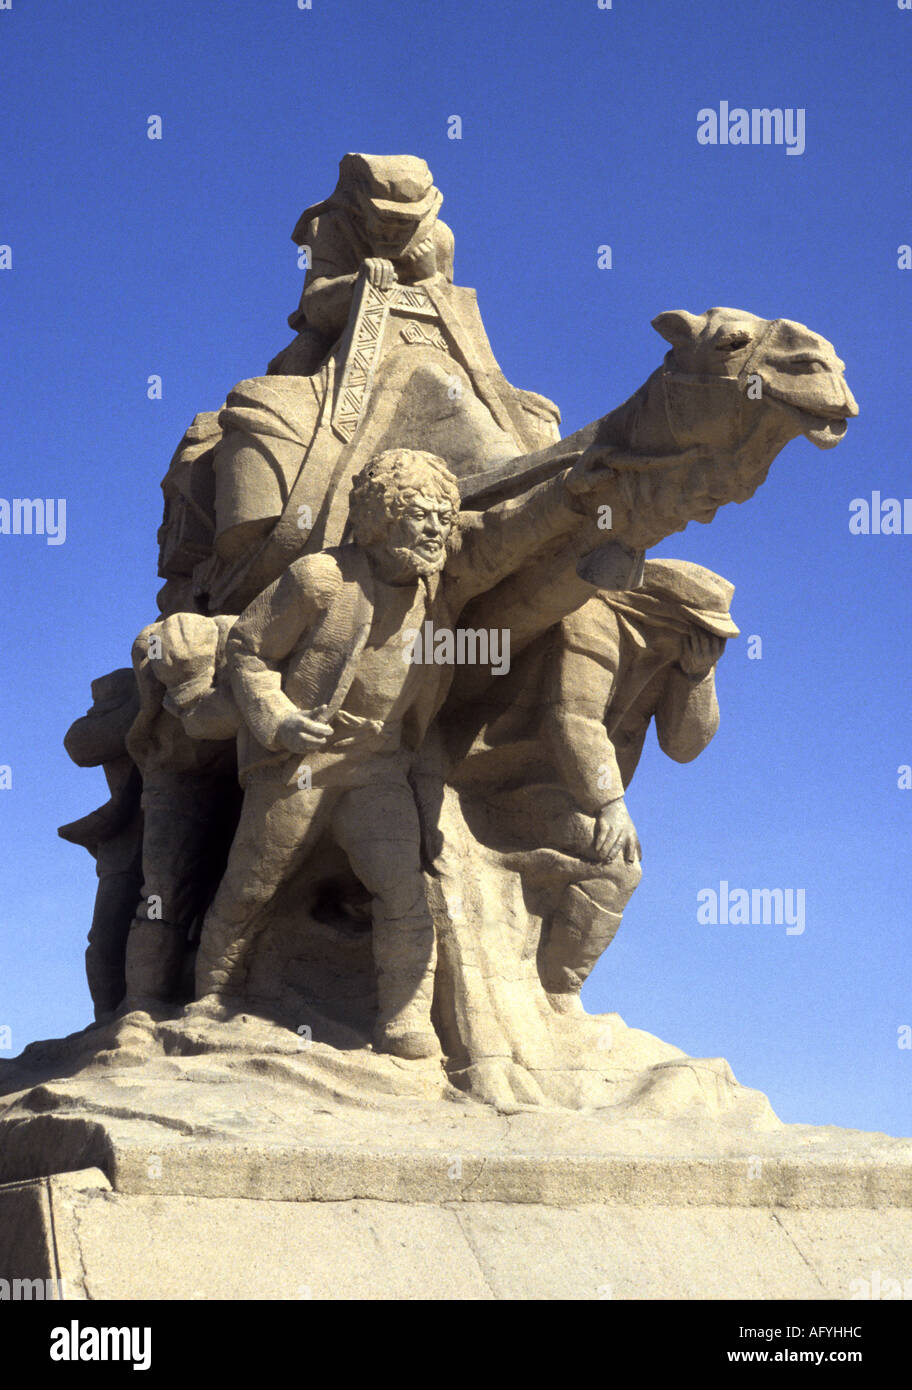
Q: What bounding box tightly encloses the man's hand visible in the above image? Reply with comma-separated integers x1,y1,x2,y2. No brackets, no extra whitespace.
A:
566,441,704,503
398,237,437,283
363,258,397,289
679,630,726,680
565,446,617,500
594,798,642,864
276,706,334,753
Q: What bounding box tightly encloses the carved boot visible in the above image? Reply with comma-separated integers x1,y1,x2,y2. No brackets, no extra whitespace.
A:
121,918,186,1012
540,884,624,1014
371,909,439,1060
193,916,250,1003
84,872,140,1020
85,947,127,1024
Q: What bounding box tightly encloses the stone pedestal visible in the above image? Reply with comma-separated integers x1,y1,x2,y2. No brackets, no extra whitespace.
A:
4,1163,912,1301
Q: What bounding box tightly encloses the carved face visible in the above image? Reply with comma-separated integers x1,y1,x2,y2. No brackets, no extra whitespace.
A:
652,307,858,450
355,198,425,257
386,490,456,569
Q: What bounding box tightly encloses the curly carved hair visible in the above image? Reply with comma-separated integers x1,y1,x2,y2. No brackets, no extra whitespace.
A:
348,448,461,545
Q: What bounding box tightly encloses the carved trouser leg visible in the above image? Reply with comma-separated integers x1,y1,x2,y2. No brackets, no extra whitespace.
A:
194,774,334,999
122,773,230,1007
85,867,143,1019
331,778,437,1060
123,919,187,1009
541,861,641,1009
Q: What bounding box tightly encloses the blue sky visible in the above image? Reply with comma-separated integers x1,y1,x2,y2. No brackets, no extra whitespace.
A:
1,0,910,1134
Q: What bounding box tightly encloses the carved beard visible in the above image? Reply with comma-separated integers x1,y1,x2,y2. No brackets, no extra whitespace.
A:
372,543,448,583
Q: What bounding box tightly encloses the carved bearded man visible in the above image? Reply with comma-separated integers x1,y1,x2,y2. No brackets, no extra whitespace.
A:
193,446,604,1057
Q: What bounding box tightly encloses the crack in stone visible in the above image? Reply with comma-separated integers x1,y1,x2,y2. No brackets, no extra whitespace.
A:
770,1209,828,1292
450,1204,498,1299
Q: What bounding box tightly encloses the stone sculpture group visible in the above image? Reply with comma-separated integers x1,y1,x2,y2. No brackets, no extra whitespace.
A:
59,153,857,1109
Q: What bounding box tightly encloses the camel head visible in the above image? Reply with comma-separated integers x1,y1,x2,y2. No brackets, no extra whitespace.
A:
559,307,859,548
651,307,858,452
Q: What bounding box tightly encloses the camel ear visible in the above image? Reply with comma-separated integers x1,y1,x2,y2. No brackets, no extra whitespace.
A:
652,310,701,347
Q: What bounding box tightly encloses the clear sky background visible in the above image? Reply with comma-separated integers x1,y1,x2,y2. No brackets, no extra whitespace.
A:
1,0,909,1135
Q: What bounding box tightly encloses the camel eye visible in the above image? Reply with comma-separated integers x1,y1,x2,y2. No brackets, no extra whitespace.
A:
772,358,828,375
716,332,751,352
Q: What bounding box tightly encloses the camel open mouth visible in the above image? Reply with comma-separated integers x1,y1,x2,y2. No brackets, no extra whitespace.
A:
767,396,851,450
801,415,849,450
